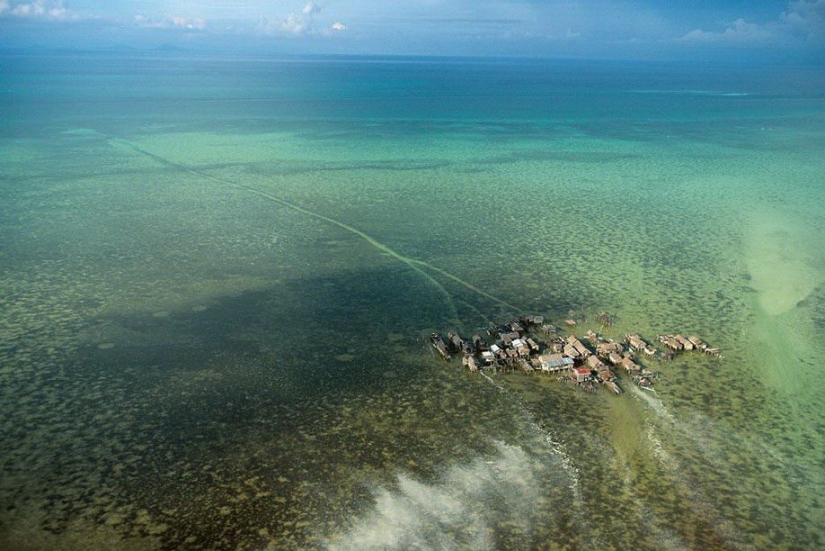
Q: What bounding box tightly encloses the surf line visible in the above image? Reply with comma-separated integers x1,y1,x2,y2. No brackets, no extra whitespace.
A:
109,137,520,317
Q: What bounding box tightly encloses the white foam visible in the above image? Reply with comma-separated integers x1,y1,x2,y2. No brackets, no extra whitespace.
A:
627,89,749,97
476,371,582,500
326,441,565,550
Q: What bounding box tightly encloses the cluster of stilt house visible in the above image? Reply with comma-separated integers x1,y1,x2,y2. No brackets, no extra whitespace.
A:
431,314,720,395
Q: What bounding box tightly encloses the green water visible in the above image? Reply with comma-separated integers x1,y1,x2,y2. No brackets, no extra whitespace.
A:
1,54,824,550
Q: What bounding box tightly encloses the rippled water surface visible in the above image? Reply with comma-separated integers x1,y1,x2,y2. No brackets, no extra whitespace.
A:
1,54,824,550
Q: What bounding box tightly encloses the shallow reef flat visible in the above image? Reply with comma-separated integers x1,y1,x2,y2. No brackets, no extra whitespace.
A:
1,56,824,549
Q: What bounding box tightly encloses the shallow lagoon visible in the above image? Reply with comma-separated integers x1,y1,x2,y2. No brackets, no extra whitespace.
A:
1,54,824,549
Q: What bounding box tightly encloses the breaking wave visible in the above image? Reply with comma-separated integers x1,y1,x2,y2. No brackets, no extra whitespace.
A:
627,89,750,97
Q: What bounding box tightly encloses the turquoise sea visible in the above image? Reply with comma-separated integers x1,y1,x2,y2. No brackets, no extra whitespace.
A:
1,53,824,550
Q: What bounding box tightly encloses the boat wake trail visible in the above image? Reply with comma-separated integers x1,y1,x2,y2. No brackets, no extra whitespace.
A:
629,385,756,548
108,137,521,321
477,371,582,504
628,383,675,423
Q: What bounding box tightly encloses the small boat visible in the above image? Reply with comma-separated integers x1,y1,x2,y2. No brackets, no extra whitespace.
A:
605,381,622,394
430,333,451,361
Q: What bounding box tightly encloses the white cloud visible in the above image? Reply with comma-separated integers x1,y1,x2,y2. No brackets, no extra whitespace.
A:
0,0,77,20
254,1,345,38
680,0,825,45
0,0,820,58
134,14,206,31
680,18,775,44
302,2,320,17
781,0,825,40
281,12,309,35
282,1,319,35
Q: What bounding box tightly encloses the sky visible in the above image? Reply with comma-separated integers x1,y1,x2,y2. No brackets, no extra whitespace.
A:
0,1,824,61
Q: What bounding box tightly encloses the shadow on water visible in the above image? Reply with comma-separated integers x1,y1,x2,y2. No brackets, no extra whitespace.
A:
0,257,557,549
